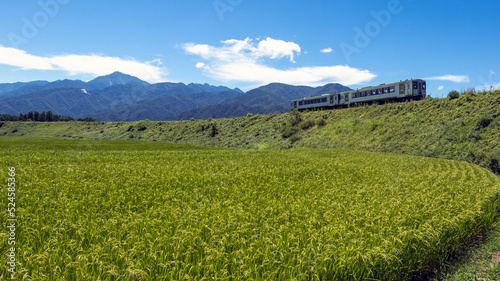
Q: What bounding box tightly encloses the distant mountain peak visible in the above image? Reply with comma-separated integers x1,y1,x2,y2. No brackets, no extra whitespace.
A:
186,83,243,93
88,72,150,89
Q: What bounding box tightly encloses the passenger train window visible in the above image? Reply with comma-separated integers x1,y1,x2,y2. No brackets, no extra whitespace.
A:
389,86,395,93
413,82,418,89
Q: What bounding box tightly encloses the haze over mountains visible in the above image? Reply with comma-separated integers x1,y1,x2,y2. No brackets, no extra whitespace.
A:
0,72,351,121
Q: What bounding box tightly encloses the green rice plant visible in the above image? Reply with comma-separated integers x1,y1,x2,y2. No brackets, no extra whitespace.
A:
0,137,499,280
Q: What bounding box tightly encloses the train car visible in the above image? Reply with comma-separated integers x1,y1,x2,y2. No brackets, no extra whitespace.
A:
291,79,426,111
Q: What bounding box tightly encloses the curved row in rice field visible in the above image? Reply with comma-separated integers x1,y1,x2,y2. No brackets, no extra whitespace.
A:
1,137,499,280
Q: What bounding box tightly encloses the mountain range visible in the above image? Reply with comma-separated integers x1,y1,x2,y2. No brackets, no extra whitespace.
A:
0,72,351,121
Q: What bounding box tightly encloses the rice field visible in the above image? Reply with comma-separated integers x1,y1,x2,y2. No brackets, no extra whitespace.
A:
1,137,499,280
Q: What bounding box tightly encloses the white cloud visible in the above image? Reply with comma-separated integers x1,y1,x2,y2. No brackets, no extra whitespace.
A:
476,83,500,91
425,75,470,83
210,63,375,86
184,37,376,87
0,46,167,83
256,37,301,63
437,86,444,91
148,58,163,66
321,48,333,53
184,37,301,63
0,46,54,70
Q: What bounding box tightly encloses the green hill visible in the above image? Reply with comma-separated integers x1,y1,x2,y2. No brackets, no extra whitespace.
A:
1,89,499,174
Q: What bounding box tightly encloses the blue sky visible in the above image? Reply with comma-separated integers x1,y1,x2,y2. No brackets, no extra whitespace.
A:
0,0,499,96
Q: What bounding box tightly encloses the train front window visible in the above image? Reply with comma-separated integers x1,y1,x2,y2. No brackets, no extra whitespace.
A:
422,83,426,90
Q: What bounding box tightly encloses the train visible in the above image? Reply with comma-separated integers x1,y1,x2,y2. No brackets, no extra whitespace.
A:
291,79,426,111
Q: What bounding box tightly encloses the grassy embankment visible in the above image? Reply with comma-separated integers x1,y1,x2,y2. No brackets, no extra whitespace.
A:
1,89,498,174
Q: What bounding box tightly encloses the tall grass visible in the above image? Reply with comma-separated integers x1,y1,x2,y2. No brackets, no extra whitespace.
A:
0,138,499,280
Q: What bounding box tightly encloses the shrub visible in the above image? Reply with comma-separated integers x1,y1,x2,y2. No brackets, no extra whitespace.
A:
289,134,301,144
137,124,147,131
448,90,460,100
488,157,500,175
316,118,327,127
475,116,493,130
282,126,298,138
299,118,316,130
288,110,302,126
368,120,378,131
208,123,218,137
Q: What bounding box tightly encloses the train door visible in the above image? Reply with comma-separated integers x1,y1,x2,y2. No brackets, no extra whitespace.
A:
399,83,405,95
413,81,419,96
330,95,337,106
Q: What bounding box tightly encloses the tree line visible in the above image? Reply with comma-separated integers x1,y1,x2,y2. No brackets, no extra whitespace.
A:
0,111,98,122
